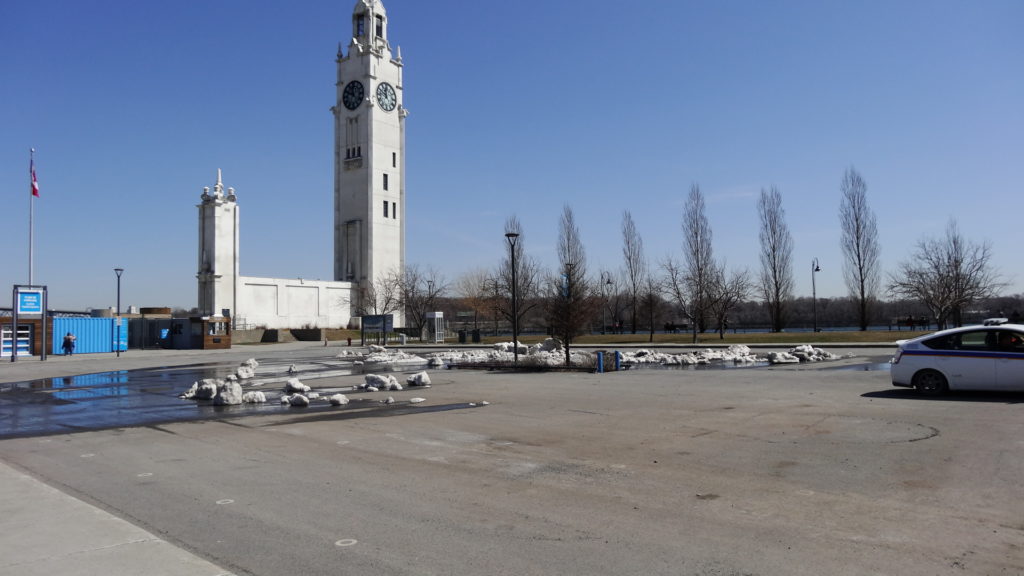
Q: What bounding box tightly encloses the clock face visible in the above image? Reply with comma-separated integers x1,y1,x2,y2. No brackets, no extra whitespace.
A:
342,81,364,110
376,82,397,112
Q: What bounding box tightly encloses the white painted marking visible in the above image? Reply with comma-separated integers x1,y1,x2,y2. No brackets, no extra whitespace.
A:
80,453,95,458
216,499,234,505
137,472,153,478
335,539,358,547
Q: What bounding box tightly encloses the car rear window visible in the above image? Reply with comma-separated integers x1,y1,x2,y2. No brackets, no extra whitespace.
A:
923,335,955,350
923,331,992,351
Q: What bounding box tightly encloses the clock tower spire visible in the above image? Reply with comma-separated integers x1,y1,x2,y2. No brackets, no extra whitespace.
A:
332,0,407,314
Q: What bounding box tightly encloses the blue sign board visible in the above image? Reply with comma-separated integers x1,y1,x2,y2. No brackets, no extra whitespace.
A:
17,290,43,314
362,314,394,332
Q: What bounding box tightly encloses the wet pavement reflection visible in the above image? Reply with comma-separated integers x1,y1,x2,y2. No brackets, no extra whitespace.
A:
0,357,425,438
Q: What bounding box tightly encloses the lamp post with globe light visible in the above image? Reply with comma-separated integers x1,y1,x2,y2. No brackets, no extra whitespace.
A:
505,232,519,365
811,259,821,333
114,268,124,357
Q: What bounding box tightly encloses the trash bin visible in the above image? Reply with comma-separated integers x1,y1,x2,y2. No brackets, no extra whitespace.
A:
471,329,481,343
458,330,466,343
399,334,407,345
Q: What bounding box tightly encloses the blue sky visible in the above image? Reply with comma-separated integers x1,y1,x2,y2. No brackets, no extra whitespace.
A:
2,0,1021,311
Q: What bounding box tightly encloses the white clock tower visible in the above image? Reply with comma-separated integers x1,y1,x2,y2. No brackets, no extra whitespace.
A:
333,0,406,298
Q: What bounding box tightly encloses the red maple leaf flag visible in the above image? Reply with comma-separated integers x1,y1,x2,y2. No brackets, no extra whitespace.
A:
30,150,39,197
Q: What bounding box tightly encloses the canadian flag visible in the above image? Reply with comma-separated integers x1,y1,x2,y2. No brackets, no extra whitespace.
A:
30,151,39,197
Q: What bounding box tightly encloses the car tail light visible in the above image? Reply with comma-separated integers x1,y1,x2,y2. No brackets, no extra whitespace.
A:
892,349,903,364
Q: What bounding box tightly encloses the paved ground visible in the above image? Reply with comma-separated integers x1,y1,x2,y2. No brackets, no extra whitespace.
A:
2,343,1022,575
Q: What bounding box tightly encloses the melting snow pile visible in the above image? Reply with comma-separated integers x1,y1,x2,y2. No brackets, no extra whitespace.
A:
766,345,840,364
236,358,259,379
426,339,841,368
362,374,403,391
285,378,311,394
363,346,428,365
620,345,763,366
427,338,592,367
406,371,431,387
179,378,248,406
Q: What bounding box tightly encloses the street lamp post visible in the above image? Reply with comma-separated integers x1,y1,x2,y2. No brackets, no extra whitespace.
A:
114,268,124,357
505,232,520,365
601,272,613,334
811,258,820,333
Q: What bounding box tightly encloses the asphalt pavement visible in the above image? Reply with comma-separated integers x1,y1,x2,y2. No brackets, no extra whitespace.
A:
12,342,1012,576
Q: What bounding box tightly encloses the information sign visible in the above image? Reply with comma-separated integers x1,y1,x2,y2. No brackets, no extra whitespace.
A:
17,290,43,314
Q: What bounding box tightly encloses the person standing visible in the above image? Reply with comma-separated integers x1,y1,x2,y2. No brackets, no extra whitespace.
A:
62,332,76,356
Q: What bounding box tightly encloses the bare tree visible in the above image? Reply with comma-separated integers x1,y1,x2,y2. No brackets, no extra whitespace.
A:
758,186,795,332
681,184,715,343
708,263,752,338
638,271,666,342
621,210,647,334
454,268,494,332
400,265,447,340
662,255,688,329
547,205,598,366
354,269,403,318
888,219,1004,329
839,167,881,330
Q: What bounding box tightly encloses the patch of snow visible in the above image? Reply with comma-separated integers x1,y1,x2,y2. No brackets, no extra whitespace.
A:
766,351,800,364
329,394,350,406
242,391,267,403
493,341,528,355
288,394,310,407
364,374,402,391
406,371,431,387
213,381,243,406
788,345,840,362
179,378,220,400
285,378,311,394
409,397,426,404
364,349,426,365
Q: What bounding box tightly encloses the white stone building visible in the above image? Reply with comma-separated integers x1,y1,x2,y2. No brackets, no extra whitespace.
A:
196,0,406,330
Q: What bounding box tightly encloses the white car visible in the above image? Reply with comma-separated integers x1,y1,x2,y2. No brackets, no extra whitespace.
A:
891,323,1024,394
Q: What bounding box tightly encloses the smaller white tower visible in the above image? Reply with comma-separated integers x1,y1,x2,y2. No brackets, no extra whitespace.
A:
196,169,239,319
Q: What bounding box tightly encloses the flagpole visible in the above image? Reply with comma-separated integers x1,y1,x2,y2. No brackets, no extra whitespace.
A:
29,148,34,286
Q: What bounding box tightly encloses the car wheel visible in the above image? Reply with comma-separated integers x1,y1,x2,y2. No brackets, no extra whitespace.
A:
913,369,948,396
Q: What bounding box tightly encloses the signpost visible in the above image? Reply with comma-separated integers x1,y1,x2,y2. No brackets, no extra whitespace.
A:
360,314,394,345
10,285,47,362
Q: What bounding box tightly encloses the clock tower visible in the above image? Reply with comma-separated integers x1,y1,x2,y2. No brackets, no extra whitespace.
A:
332,0,406,301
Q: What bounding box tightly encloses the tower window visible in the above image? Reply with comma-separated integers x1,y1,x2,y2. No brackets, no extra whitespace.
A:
355,16,366,37
392,202,397,220
375,15,384,38
392,152,396,167
383,200,389,218
383,173,389,191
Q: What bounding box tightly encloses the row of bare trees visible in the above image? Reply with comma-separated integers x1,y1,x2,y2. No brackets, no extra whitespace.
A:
359,168,1003,349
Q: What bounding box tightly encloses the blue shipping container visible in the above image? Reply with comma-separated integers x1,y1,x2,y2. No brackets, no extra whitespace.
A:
52,317,127,355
